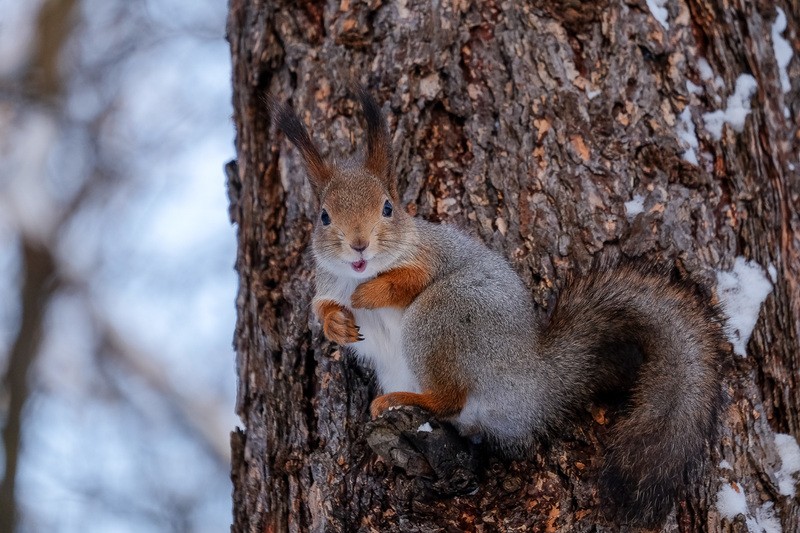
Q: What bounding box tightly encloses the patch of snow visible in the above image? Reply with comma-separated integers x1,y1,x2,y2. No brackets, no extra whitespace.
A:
676,107,699,165
702,74,758,140
624,194,646,219
746,502,782,533
717,483,783,532
687,80,703,94
716,257,773,357
772,8,793,95
717,483,747,519
719,460,733,470
647,0,670,29
417,422,433,433
586,88,601,100
774,433,800,497
768,264,777,283
698,58,715,81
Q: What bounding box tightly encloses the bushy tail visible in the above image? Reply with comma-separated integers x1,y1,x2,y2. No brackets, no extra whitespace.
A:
541,264,726,526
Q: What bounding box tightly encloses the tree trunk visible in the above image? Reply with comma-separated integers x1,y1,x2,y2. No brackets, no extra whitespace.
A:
226,1,800,531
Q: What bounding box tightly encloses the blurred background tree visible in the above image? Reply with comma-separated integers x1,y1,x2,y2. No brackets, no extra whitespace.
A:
0,0,235,531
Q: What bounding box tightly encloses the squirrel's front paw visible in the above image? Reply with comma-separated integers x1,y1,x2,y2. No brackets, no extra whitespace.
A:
351,278,390,309
322,307,362,345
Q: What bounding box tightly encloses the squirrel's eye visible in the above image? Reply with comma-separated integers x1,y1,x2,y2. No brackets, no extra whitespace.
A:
382,200,393,218
320,209,331,226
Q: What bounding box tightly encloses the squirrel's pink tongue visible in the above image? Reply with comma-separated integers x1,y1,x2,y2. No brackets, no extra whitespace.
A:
351,259,367,272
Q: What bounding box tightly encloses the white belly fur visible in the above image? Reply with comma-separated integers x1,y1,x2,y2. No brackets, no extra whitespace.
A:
316,275,420,394
352,307,420,393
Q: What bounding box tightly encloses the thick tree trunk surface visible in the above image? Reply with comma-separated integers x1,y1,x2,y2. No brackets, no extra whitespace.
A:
226,1,800,531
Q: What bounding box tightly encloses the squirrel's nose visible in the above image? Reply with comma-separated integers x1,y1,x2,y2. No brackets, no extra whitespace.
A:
350,240,369,252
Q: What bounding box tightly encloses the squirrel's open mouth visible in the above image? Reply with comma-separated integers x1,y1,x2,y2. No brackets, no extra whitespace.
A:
351,259,367,273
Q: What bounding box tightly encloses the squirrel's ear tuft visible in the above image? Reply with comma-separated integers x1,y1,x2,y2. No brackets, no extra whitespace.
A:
271,98,332,195
355,87,396,197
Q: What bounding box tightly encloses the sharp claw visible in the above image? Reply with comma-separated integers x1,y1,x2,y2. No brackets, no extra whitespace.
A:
357,335,365,341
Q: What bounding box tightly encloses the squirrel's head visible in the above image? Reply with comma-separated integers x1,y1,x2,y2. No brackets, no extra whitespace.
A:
274,89,412,279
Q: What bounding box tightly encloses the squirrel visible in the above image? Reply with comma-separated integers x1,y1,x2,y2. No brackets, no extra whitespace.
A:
273,89,726,527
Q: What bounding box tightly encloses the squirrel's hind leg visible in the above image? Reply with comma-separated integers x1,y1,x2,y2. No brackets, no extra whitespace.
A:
370,389,467,419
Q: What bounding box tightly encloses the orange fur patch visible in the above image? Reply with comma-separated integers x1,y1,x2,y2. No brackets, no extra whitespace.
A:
315,299,360,345
351,262,432,309
370,388,467,419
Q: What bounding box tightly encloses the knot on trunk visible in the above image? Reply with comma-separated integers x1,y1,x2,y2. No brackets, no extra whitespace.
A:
365,406,481,497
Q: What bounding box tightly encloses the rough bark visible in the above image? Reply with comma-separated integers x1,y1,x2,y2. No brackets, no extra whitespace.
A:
227,1,800,531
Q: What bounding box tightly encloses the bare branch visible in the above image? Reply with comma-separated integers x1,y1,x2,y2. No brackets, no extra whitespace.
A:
0,242,58,533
